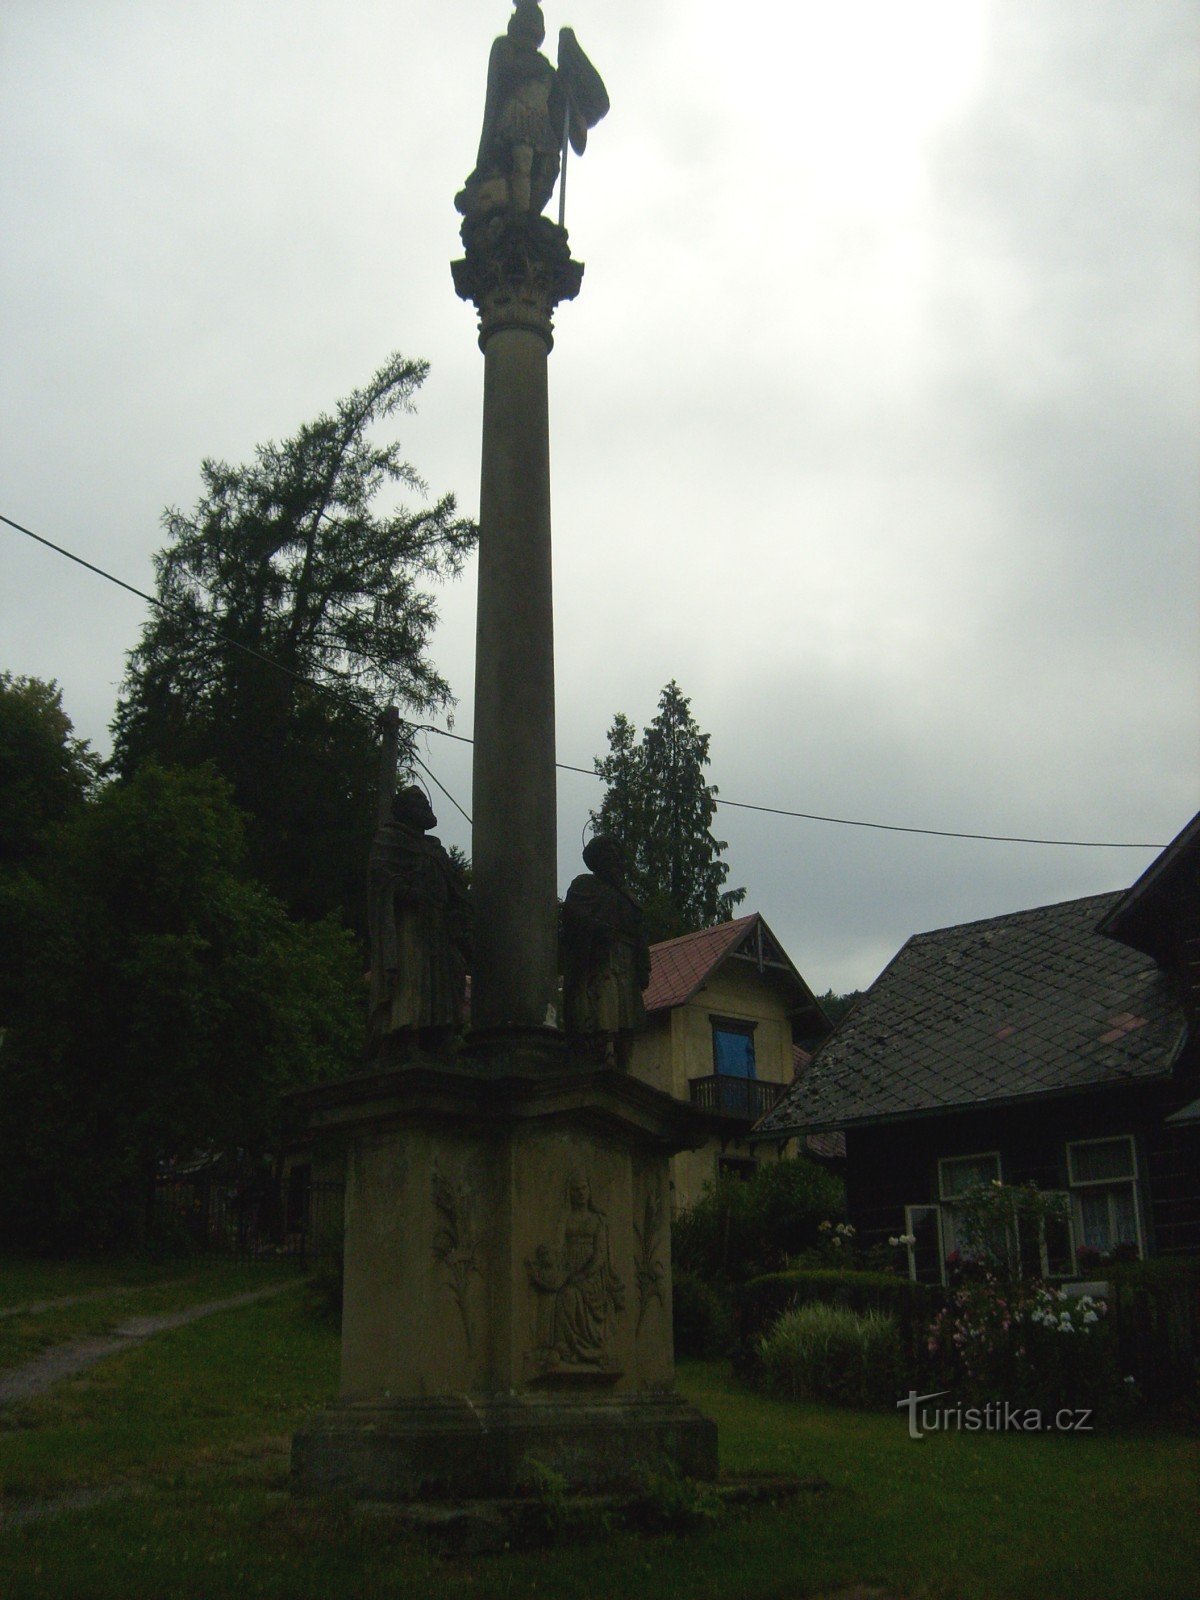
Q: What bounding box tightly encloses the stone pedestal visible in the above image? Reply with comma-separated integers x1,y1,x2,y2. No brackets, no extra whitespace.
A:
291,1059,718,1498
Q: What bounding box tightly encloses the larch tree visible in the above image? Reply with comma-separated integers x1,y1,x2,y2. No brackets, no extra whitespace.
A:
110,353,477,928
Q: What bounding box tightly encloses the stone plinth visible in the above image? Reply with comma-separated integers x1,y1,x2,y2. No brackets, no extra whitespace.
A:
290,1058,718,1498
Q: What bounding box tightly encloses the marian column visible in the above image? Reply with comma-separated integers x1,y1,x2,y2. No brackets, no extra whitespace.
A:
290,2,718,1505
452,0,604,1037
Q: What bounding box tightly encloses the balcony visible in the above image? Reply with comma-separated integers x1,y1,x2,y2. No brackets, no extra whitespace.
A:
688,1074,785,1123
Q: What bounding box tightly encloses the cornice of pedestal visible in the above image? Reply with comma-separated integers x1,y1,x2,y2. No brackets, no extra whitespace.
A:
452,214,584,351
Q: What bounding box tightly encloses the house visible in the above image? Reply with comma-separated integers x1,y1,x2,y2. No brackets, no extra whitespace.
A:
754,813,1200,1283
628,912,830,1211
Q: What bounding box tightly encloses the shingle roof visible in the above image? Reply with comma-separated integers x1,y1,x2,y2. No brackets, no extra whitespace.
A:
756,892,1184,1136
642,916,758,1013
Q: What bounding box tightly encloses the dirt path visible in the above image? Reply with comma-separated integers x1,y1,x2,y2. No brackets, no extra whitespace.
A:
0,1287,134,1320
0,1280,299,1407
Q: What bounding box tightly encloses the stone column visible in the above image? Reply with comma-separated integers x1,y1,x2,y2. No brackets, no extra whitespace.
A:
453,219,583,1036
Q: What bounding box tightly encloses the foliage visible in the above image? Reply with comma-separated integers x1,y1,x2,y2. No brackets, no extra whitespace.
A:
110,354,476,928
0,762,361,1251
672,1158,844,1288
629,1466,723,1532
758,1301,902,1408
0,674,100,865
671,1268,733,1359
591,681,745,943
0,676,100,1026
949,1179,1070,1281
926,1275,1127,1415
735,1267,942,1380
813,988,863,1027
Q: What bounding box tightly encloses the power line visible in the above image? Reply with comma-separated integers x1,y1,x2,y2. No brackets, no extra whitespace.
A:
5,510,1167,851
412,731,1163,850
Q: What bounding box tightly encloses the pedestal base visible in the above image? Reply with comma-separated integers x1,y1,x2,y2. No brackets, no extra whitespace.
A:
288,1051,721,1502
292,1392,717,1500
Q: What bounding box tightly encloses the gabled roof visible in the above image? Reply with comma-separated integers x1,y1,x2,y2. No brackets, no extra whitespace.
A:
643,912,827,1032
756,892,1185,1137
1098,809,1200,962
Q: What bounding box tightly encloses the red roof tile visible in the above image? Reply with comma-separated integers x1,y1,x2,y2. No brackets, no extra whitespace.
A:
642,915,758,1013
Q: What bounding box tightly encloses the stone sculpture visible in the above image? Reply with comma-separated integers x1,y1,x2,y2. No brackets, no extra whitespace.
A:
528,1170,625,1370
456,0,609,224
561,835,650,1067
367,785,471,1052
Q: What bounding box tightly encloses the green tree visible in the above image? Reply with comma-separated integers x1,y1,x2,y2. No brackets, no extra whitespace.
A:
591,681,745,943
0,675,100,1027
111,353,477,927
0,762,361,1250
815,989,863,1028
0,674,99,866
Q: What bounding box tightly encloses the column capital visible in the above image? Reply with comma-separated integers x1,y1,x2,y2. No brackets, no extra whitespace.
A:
452,215,584,352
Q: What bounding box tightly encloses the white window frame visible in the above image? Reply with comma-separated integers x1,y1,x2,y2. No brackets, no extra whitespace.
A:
904,1203,944,1285
1029,1189,1074,1279
937,1150,1003,1202
1066,1136,1144,1260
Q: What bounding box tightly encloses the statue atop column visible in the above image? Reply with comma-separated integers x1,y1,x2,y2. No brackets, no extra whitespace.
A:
456,0,609,229
561,835,650,1067
368,784,472,1054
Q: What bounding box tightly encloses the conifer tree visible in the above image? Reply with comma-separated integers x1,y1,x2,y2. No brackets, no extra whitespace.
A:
111,354,476,927
591,681,745,943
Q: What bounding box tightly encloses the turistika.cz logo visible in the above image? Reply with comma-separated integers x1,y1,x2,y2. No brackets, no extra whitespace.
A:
897,1390,1094,1440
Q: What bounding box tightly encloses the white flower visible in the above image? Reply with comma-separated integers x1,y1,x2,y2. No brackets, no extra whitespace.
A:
1059,1322,1074,1333
888,1236,899,1247
1124,1375,1136,1386
819,1220,832,1232
1082,1311,1098,1324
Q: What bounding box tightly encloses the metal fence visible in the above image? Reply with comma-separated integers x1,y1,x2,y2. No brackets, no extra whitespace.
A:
149,1172,344,1265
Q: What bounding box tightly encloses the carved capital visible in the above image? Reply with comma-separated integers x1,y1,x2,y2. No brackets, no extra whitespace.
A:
452,215,584,351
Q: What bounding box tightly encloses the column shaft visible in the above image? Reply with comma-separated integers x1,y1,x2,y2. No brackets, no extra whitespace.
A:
471,325,558,1030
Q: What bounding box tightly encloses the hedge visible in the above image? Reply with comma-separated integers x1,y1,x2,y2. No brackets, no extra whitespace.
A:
734,1267,945,1378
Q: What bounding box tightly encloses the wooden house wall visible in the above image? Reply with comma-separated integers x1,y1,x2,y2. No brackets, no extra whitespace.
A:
844,1082,1199,1260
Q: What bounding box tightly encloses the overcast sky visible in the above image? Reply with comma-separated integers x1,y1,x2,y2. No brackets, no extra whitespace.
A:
3,0,1197,994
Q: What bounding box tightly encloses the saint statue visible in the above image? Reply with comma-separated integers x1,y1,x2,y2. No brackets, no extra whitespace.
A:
367,785,471,1053
456,0,609,223
527,1170,625,1369
561,835,650,1068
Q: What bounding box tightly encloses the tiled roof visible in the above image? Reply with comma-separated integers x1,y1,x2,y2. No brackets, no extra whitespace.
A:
1098,809,1200,961
756,892,1184,1137
642,916,758,1013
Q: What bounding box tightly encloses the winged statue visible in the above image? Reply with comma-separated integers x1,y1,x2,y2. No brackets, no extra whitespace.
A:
456,1,609,222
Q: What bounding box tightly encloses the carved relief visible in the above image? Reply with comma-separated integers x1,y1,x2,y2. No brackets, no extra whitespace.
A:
431,1168,481,1350
527,1170,624,1373
633,1187,666,1333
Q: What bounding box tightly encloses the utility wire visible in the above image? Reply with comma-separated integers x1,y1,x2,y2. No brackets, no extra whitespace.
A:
5,511,1167,851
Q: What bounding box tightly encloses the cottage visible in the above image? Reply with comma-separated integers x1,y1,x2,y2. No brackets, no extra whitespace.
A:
628,913,829,1211
755,813,1200,1283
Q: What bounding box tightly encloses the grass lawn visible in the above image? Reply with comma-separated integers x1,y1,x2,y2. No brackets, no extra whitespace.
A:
0,1283,1195,1599
0,1259,301,1373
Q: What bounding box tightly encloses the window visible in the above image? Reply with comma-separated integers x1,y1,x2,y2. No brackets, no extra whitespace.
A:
938,1152,1002,1200
904,1204,944,1285
711,1018,756,1079
1067,1137,1142,1259
938,1152,1006,1270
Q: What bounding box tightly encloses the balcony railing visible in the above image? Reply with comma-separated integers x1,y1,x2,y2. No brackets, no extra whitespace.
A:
688,1074,785,1123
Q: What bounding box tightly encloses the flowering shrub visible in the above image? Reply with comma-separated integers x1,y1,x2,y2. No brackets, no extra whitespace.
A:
927,1275,1126,1414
